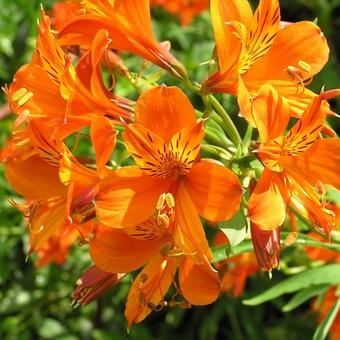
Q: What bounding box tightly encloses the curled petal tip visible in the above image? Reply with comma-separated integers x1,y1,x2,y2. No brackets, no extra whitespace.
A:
321,89,340,100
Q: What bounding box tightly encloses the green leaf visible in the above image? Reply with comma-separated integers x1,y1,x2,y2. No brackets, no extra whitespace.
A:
243,264,340,305
282,284,330,312
313,297,340,340
219,210,248,247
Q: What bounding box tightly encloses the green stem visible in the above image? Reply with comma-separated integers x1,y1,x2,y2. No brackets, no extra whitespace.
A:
201,94,213,119
211,231,340,263
201,144,233,161
204,129,234,150
243,125,253,152
209,95,242,147
182,77,201,94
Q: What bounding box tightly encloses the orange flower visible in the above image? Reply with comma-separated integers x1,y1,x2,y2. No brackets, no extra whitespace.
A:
248,85,340,234
95,85,242,262
90,192,220,327
151,0,209,26
4,117,116,256
58,0,186,78
204,0,330,123
7,11,130,139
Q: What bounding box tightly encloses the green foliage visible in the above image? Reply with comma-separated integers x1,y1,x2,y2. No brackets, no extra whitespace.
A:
243,264,340,305
282,284,330,312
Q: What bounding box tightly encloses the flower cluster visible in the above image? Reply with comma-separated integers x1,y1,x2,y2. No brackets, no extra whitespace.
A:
1,0,339,328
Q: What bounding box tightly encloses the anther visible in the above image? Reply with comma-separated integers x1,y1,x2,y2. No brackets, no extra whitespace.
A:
298,60,311,72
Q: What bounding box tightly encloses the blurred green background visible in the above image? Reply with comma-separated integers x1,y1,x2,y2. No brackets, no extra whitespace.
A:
0,1,339,339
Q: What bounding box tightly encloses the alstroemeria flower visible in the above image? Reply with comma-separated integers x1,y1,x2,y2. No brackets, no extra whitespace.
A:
58,0,186,79
90,193,220,327
95,85,242,262
7,11,130,139
247,85,340,234
4,117,117,255
204,0,330,124
151,0,209,26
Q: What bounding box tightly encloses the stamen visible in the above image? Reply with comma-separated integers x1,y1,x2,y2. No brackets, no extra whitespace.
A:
18,91,33,106
298,60,311,72
12,87,29,101
285,61,313,92
12,87,34,106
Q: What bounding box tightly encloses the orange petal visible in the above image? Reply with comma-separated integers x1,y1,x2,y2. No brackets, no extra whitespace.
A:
203,69,238,94
5,155,66,200
90,223,167,273
8,64,66,118
245,21,329,82
173,182,212,262
59,145,99,188
185,160,242,222
168,121,204,169
179,258,220,305
210,0,252,74
95,166,169,227
125,256,176,327
239,0,280,73
290,185,336,235
123,123,168,172
59,15,126,50
28,120,62,167
53,2,80,31
113,0,186,77
29,198,66,252
59,2,185,77
36,10,76,96
90,116,117,174
282,139,340,190
244,79,329,118
135,86,196,143
248,169,288,230
72,29,130,121
244,83,291,140
35,220,78,267
283,94,326,155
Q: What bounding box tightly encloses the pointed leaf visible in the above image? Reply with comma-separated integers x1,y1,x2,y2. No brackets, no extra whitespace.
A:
282,284,330,312
243,264,340,305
